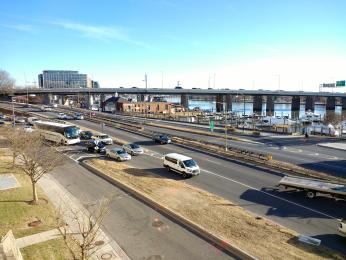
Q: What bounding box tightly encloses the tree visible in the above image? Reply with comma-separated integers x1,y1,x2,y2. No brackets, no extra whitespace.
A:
2,127,24,167
16,131,63,204
0,69,15,95
56,197,111,260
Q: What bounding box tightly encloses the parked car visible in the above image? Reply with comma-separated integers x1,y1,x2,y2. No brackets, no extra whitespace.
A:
22,104,31,108
122,143,144,155
92,134,113,145
79,130,93,140
74,113,84,120
153,133,171,144
0,113,4,120
106,148,131,161
339,218,346,235
0,121,4,126
163,153,200,178
86,140,106,153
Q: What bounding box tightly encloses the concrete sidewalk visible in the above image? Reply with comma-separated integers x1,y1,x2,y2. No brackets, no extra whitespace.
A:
317,142,346,151
16,229,60,249
37,174,130,260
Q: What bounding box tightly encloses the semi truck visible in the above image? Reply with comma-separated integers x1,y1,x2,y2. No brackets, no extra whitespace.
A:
277,176,346,200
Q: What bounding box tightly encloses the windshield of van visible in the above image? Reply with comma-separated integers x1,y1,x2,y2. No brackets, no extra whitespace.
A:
130,144,140,149
183,159,196,168
64,126,79,139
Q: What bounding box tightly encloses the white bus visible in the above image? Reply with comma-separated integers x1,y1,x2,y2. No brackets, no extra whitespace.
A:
33,120,80,145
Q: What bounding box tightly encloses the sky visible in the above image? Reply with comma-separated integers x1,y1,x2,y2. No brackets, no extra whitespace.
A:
1,0,346,91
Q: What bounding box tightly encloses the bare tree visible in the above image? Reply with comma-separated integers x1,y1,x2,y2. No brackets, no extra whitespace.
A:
0,69,15,95
16,131,64,204
2,127,24,167
56,197,111,260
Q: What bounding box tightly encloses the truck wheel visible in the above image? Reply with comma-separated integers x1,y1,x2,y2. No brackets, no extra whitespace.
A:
182,172,187,178
306,191,315,199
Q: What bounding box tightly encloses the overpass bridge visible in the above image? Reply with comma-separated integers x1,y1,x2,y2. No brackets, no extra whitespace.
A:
6,87,346,117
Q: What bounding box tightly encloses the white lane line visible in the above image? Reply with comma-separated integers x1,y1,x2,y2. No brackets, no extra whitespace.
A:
200,168,341,221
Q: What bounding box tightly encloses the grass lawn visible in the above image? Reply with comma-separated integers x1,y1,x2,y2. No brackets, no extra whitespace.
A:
21,238,73,260
0,151,57,238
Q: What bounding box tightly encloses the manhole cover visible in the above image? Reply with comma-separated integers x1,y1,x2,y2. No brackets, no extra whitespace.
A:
152,219,164,228
101,253,113,259
28,220,42,227
94,240,105,246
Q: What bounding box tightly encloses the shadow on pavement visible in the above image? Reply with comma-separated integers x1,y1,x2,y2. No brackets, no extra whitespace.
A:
299,160,346,178
239,188,346,220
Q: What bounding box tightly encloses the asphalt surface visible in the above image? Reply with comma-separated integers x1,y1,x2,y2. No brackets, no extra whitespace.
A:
53,108,346,178
51,147,233,260
3,104,346,256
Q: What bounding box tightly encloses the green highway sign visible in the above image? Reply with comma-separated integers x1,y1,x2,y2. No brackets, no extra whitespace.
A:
336,80,345,87
209,120,215,131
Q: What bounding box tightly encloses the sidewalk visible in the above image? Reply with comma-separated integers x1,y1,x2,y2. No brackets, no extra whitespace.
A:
317,142,346,151
37,174,130,260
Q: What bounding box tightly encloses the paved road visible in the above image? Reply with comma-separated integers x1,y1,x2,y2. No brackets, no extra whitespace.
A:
4,104,346,255
51,148,233,260
53,107,346,178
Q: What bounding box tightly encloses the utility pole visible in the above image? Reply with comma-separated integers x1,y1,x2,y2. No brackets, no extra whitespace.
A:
161,71,164,89
143,73,148,89
224,117,228,151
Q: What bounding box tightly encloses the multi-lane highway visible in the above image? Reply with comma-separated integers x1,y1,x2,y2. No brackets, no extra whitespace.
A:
18,106,346,255
2,103,346,256
51,148,232,260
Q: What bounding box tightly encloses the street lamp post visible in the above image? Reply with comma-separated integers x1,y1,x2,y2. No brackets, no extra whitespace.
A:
224,117,228,151
243,95,246,132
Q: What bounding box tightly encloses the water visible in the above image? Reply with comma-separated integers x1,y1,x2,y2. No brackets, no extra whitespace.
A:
166,97,343,119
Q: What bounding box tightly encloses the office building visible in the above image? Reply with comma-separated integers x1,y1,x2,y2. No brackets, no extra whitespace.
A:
38,70,92,88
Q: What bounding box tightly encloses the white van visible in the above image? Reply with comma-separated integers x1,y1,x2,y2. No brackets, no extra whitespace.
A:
163,153,200,178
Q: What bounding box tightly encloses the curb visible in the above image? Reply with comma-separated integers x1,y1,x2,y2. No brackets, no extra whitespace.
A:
317,143,346,152
80,160,258,260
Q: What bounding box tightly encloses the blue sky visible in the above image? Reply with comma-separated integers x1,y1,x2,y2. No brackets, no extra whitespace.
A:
1,0,346,90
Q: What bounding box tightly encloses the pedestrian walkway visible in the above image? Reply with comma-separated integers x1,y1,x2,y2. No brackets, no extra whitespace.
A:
16,229,60,249
37,174,131,260
317,142,346,151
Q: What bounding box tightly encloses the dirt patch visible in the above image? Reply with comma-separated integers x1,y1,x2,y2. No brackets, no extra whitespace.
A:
87,158,344,260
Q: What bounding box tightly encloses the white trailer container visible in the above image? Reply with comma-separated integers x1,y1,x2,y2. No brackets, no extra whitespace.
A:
278,176,346,200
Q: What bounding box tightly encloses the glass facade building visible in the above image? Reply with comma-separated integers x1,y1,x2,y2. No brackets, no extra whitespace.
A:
38,70,92,88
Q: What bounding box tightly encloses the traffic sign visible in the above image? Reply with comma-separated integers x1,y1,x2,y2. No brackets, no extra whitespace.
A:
209,120,215,132
336,80,345,87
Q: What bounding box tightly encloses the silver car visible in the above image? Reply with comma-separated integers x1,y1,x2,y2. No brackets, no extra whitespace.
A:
122,143,144,155
106,148,131,161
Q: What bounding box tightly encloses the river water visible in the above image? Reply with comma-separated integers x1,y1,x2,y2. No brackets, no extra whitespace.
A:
165,97,343,119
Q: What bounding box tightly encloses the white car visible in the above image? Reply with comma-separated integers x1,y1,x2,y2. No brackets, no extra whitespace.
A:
106,148,131,161
122,143,144,155
58,113,67,119
92,134,113,145
163,153,200,178
339,219,346,235
23,125,34,133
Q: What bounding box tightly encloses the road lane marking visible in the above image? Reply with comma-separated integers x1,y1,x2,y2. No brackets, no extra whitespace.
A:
200,168,341,221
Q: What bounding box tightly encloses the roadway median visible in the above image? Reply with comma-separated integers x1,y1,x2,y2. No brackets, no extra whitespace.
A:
81,158,344,260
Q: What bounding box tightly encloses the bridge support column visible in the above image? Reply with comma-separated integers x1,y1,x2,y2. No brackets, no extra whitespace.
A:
87,93,94,108
253,95,263,115
291,96,300,119
225,94,232,112
266,96,274,116
100,94,106,112
305,96,315,112
181,94,188,110
137,94,145,102
326,96,336,111
43,94,53,105
216,94,224,112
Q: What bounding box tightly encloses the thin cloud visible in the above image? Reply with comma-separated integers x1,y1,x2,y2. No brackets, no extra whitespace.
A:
2,23,37,33
52,20,146,46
